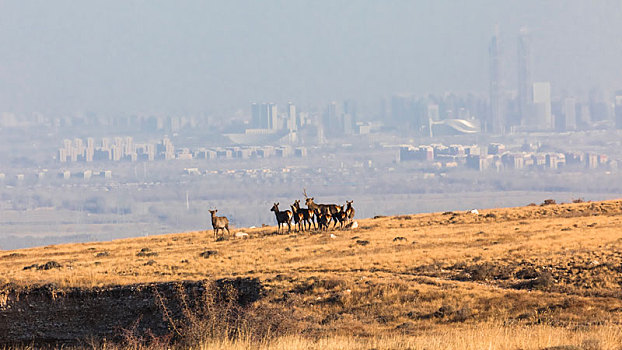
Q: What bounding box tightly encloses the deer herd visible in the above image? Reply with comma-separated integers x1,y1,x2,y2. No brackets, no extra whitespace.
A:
209,190,356,239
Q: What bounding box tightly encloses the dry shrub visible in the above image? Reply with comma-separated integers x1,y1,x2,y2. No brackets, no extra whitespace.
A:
542,199,557,206
156,281,297,347
515,267,539,280
199,250,218,258
458,263,512,282
136,248,158,257
513,271,555,291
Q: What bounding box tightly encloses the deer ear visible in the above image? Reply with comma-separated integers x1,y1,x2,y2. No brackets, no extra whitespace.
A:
277,202,279,205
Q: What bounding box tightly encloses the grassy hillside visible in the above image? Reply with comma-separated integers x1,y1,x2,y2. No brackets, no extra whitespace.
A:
2,199,622,349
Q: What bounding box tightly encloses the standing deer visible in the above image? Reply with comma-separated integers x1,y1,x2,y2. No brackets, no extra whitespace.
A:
335,205,349,229
293,199,315,231
304,195,342,229
208,209,230,239
345,200,355,222
271,203,292,233
290,203,305,232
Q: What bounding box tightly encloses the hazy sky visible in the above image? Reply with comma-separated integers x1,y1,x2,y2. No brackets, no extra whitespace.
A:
0,1,621,116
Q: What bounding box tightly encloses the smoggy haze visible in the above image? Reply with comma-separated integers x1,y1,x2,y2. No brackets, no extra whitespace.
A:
0,1,621,115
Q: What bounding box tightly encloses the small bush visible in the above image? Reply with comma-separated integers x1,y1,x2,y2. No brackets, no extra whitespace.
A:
515,267,539,280
541,199,557,206
199,250,218,258
38,261,62,270
23,261,62,270
513,270,555,290
137,248,158,257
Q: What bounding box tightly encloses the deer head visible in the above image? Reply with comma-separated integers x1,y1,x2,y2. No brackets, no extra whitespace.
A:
271,203,279,212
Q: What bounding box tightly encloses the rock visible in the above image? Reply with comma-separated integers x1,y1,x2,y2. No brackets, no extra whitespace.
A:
345,221,359,229
330,234,337,239
235,232,249,239
469,209,479,215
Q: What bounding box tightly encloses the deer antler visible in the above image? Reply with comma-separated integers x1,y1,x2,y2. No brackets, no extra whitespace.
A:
303,188,308,198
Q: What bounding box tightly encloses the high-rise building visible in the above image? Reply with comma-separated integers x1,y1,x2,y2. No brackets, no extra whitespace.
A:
589,89,610,122
615,94,622,129
251,103,278,129
517,27,533,126
268,103,278,130
563,97,577,131
489,26,504,134
287,102,297,131
532,82,552,129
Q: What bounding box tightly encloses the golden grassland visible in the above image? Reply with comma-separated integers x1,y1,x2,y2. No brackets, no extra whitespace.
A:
3,199,622,349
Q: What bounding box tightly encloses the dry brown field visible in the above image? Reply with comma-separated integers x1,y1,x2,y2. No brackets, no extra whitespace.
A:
2,199,622,349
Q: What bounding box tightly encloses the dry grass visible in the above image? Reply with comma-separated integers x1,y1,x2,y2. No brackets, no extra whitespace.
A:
198,324,622,350
3,199,622,348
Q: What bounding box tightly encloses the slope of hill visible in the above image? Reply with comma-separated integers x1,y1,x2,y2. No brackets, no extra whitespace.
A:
2,199,622,349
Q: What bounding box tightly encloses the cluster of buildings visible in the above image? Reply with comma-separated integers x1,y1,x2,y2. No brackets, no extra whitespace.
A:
398,143,615,172
57,136,308,163
390,27,622,137
0,169,113,184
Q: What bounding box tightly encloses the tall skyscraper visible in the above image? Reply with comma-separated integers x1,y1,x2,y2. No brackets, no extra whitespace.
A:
251,103,261,128
615,94,622,129
532,82,552,129
287,102,297,131
251,102,278,129
517,27,533,126
563,97,577,131
489,26,504,134
268,103,278,130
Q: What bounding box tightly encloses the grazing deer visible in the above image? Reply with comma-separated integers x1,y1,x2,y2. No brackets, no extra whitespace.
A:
208,209,230,239
345,200,355,222
317,210,332,231
271,203,292,233
290,204,305,232
293,199,316,231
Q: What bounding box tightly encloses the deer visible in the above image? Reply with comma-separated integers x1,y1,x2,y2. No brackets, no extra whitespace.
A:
345,200,355,222
317,210,332,231
208,209,230,239
271,203,292,234
334,205,349,229
293,199,316,231
290,203,305,232
304,189,342,229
